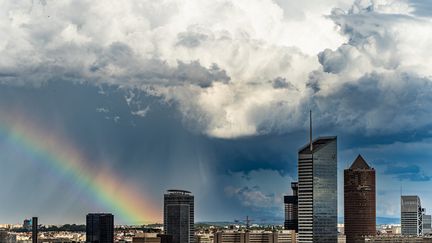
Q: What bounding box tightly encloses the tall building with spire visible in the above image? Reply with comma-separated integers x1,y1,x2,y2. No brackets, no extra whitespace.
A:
297,111,338,243
344,155,376,243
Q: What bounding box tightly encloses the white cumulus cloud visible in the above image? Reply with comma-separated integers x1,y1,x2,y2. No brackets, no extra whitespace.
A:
1,0,431,138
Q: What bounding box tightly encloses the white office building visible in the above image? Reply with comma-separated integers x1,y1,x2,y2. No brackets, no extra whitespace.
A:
401,195,423,236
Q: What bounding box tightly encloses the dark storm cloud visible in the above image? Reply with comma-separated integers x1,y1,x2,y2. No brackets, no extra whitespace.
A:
304,3,432,137
311,72,432,134
3,0,432,139
89,42,230,88
0,39,230,89
384,164,432,182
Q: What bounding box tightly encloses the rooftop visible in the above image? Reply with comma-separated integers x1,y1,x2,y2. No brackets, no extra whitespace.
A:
298,136,337,154
349,154,373,170
166,189,192,195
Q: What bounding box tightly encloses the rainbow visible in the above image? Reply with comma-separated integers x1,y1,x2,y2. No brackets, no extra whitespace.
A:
0,113,161,224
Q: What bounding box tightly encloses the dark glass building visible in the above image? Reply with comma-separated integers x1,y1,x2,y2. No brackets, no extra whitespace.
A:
298,137,337,243
344,155,376,243
284,182,298,232
32,217,38,243
158,234,174,243
164,190,194,243
86,213,114,243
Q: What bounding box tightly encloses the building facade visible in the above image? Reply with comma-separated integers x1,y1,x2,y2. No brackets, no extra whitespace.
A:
86,213,114,243
364,235,432,242
424,215,432,235
214,230,296,243
298,137,337,243
284,182,298,232
344,155,376,243
164,190,194,243
0,230,17,243
401,196,423,236
133,233,161,243
132,233,173,243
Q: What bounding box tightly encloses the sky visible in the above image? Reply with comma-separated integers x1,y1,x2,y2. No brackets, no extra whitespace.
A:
1,0,432,225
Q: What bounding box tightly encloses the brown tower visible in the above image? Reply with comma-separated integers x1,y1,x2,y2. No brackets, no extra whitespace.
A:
344,155,376,243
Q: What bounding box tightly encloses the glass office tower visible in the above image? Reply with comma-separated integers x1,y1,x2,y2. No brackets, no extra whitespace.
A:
298,137,337,243
164,190,194,243
86,213,114,243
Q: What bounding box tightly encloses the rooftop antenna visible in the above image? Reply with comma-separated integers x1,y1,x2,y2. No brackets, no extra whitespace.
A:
245,216,253,230
309,110,313,152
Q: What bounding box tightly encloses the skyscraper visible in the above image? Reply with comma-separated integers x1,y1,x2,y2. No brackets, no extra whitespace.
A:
164,190,194,243
284,182,298,232
86,213,114,243
298,136,337,243
344,155,376,243
32,217,38,243
401,196,423,236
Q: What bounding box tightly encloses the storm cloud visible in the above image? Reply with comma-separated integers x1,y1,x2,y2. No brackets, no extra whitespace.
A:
1,0,432,223
1,0,431,139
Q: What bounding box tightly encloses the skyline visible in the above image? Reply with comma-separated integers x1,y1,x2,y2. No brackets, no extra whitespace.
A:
1,0,432,225
0,100,427,225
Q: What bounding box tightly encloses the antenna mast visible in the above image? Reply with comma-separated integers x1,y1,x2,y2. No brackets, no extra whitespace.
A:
310,110,313,152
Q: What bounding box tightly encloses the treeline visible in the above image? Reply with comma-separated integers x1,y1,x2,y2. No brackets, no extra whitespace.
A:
12,224,86,232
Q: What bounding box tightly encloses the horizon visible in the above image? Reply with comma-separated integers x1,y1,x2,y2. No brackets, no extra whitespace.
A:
0,217,403,226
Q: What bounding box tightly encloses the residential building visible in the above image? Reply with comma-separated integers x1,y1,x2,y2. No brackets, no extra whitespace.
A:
214,230,296,243
133,233,162,243
364,235,432,242
0,230,17,243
